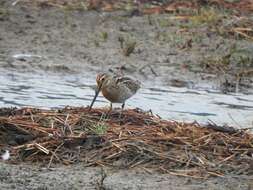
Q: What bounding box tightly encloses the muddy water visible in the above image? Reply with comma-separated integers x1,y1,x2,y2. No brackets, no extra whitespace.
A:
0,69,252,129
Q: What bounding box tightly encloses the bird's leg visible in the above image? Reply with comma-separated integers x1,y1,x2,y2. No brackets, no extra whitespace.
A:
118,102,125,122
121,103,125,110
109,102,113,111
106,102,112,117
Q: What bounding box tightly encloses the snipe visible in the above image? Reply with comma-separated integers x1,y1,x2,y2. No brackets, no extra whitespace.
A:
89,73,141,110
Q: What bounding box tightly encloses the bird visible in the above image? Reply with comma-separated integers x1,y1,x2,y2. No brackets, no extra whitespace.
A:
89,73,141,111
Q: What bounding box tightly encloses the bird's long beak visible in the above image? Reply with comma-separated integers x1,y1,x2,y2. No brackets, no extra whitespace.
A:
89,84,102,110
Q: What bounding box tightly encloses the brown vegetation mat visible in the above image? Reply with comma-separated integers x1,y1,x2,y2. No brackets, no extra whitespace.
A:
0,107,253,178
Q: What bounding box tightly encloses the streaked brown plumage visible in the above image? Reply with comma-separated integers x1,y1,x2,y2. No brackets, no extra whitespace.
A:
89,73,141,110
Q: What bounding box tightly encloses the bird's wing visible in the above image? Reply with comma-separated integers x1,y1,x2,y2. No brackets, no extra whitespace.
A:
116,77,141,93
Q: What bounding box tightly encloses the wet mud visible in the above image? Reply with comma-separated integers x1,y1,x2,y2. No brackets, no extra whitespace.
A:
0,163,253,190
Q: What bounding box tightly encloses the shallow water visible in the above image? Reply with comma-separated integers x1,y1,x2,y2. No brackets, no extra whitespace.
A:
0,69,252,129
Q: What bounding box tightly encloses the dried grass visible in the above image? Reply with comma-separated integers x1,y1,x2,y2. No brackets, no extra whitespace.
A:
0,107,252,178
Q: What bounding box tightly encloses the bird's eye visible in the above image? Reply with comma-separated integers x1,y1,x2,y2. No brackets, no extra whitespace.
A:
101,77,105,81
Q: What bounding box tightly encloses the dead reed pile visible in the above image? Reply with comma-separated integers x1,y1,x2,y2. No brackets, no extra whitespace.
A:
0,107,252,178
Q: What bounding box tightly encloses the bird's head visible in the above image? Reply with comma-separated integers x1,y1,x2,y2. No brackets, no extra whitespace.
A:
89,73,110,110
96,73,109,89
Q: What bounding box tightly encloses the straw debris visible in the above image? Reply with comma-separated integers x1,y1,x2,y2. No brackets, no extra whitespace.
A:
0,107,252,178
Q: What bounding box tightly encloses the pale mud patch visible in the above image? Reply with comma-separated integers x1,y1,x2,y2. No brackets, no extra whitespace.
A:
0,163,252,190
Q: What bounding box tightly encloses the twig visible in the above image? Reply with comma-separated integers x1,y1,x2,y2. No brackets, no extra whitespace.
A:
48,142,64,168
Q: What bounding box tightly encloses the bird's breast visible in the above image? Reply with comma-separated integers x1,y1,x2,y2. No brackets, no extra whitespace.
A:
101,87,124,103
